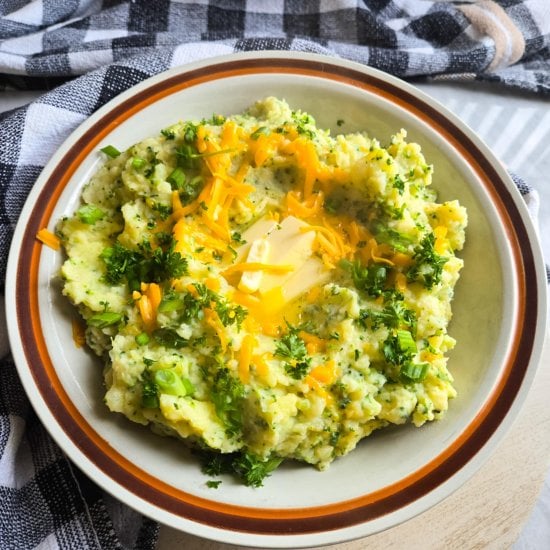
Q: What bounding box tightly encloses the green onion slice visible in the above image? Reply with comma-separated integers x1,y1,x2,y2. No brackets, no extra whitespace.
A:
131,156,146,169
77,204,105,225
396,329,417,353
154,369,187,397
167,167,186,190
87,311,123,328
135,333,150,346
100,145,121,158
400,361,429,382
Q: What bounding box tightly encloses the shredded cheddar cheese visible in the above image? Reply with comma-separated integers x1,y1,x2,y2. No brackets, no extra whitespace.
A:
71,318,86,348
36,228,61,250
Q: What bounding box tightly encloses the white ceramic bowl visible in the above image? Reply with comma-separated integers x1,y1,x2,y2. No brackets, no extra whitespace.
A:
6,52,548,548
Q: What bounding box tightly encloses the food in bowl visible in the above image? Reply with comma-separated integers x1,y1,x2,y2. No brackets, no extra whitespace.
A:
55,97,467,486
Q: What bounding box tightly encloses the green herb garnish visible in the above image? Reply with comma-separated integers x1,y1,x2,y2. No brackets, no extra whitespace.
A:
407,233,448,289
197,449,282,488
100,145,121,158
210,366,245,437
275,324,311,379
87,311,123,328
100,238,188,290
77,204,105,225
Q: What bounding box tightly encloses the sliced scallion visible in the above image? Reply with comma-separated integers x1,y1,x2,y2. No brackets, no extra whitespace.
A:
77,204,104,225
154,369,187,396
250,126,270,140
167,167,186,190
131,156,146,169
400,361,428,382
87,311,123,328
100,145,121,158
135,333,150,346
158,296,185,313
396,329,416,354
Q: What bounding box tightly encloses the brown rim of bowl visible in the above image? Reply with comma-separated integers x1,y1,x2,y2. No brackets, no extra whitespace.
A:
15,56,537,535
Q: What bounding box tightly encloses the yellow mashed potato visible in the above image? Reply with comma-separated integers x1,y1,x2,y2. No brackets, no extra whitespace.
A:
57,97,467,486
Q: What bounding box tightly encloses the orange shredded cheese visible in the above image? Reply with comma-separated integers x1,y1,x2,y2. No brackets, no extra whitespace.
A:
222,262,294,277
171,190,183,212
305,285,322,303
305,375,334,405
205,276,221,292
285,190,324,219
146,283,162,313
204,308,228,351
395,272,408,292
391,252,413,267
172,197,202,220
252,353,272,379
138,295,155,331
238,334,257,383
71,318,86,348
286,137,320,198
299,331,327,354
309,361,336,384
370,239,394,266
136,283,162,330
36,228,61,250
201,210,231,241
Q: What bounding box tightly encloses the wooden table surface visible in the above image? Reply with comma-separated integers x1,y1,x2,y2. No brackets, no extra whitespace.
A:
157,329,550,550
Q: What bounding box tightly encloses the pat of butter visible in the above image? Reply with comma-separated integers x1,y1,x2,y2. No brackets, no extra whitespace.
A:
239,238,271,293
234,215,331,303
258,216,316,294
280,256,331,303
234,217,278,263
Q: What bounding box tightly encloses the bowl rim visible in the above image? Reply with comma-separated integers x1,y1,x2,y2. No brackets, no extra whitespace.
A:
5,50,548,548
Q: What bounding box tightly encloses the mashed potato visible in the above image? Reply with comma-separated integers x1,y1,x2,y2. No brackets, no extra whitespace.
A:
57,97,467,486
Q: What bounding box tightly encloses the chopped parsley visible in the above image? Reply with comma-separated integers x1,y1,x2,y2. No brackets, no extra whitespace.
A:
140,370,159,409
197,449,282,488
160,128,176,140
182,121,199,143
206,480,222,489
357,301,417,335
215,300,247,328
407,233,448,289
100,237,188,290
393,174,405,194
292,111,316,139
151,202,172,220
210,366,245,437
152,328,189,349
382,329,417,366
231,231,246,245
275,324,311,379
370,221,413,253
340,260,388,298
382,329,429,383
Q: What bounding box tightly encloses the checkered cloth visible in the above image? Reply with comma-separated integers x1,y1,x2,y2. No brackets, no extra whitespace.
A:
0,1,548,548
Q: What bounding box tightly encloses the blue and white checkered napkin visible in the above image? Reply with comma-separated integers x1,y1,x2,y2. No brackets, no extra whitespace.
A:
0,1,548,548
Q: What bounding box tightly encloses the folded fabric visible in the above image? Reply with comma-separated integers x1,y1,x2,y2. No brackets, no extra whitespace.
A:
0,0,549,94
0,1,549,549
